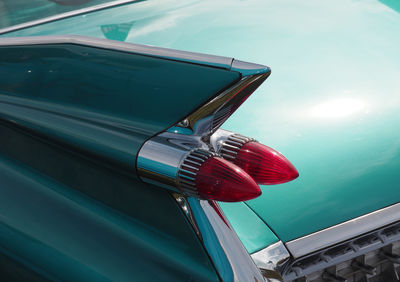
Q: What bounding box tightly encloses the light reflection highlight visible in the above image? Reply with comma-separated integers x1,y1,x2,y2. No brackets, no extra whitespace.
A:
310,98,367,119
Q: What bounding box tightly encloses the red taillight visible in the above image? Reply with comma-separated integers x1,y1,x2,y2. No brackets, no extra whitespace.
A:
196,156,261,202
233,141,298,185
179,150,261,202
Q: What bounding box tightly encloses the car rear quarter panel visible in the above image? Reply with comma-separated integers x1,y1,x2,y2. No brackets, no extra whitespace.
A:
2,0,400,259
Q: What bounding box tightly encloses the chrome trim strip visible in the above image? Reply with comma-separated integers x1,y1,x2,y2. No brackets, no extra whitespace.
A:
175,195,265,281
286,202,400,258
0,0,140,35
283,220,400,281
168,73,269,136
251,241,291,281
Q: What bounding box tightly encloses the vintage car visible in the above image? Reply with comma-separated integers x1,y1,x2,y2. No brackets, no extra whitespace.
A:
0,0,399,281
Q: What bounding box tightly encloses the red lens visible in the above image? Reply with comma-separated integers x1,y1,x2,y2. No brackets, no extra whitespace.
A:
195,156,261,202
234,142,299,185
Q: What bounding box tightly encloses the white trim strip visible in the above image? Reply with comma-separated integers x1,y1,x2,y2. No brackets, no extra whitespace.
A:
285,202,400,258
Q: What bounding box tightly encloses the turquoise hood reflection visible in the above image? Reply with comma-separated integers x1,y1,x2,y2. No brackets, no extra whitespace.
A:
2,0,400,249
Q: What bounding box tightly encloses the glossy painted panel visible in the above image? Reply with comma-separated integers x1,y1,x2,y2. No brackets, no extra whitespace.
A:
379,0,400,12
0,0,116,29
218,202,278,254
0,150,219,281
0,42,239,172
0,252,47,282
2,0,400,245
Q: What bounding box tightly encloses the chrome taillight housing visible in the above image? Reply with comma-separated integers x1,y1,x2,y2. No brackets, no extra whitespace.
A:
136,133,261,202
137,129,298,202
136,61,298,202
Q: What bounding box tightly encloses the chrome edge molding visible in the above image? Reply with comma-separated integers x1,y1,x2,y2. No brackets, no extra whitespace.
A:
286,202,400,258
174,195,265,282
167,73,269,136
251,241,291,281
0,0,140,35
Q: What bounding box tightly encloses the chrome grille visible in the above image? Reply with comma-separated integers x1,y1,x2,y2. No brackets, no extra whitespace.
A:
177,149,213,197
219,133,252,160
283,221,400,282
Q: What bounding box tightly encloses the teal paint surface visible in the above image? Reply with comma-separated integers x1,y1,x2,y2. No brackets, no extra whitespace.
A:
0,38,241,278
0,145,219,281
0,0,115,29
379,0,400,13
218,202,278,254
2,0,400,246
0,43,239,172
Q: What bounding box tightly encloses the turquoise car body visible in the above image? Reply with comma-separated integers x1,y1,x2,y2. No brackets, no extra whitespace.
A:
0,0,400,280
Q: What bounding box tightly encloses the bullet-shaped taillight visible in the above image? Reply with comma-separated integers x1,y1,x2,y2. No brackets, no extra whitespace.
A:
215,130,299,185
234,141,298,184
136,62,271,201
137,137,262,202
179,150,261,202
